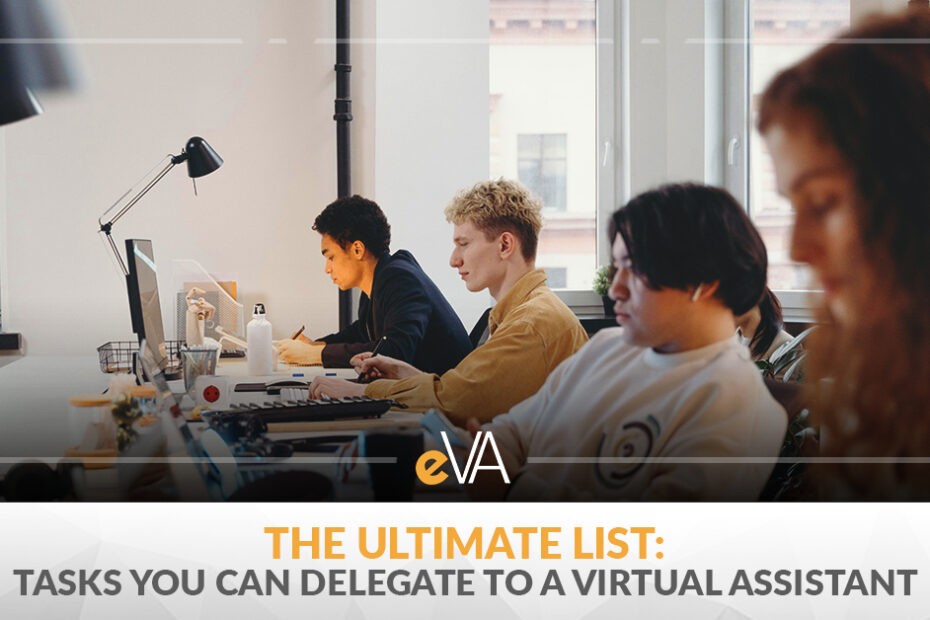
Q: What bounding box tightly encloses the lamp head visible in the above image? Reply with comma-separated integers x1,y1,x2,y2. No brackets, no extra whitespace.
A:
171,136,224,178
0,86,43,126
0,0,78,127
0,0,78,92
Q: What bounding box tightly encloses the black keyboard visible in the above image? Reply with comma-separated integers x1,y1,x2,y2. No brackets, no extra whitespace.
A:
222,396,399,424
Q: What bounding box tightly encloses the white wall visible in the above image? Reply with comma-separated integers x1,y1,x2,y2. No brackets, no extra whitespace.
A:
1,0,342,355
372,0,491,331
1,0,494,355
0,0,757,357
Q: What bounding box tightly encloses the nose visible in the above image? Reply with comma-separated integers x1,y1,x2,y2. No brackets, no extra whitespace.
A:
608,265,629,302
788,212,817,265
325,261,332,275
449,248,462,269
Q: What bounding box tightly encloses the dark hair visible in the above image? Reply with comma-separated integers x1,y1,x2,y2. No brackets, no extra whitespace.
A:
609,183,767,316
748,287,785,360
312,195,391,257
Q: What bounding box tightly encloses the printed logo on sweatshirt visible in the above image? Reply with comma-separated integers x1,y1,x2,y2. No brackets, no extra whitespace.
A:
594,415,661,488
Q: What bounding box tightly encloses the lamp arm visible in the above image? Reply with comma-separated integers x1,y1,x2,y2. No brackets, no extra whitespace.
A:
96,155,179,277
98,156,177,232
100,228,129,276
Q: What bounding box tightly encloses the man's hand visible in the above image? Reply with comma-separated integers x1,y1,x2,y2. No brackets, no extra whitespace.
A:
276,340,325,365
350,353,423,381
308,376,367,399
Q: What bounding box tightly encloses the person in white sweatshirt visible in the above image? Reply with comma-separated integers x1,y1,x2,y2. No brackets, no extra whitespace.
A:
467,183,788,501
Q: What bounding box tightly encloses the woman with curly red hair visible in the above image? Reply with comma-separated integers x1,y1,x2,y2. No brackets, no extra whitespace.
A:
758,10,930,498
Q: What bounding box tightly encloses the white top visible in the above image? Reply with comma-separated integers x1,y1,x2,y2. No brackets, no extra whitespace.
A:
487,328,787,501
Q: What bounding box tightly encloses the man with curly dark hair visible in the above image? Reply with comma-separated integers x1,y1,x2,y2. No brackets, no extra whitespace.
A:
277,195,471,374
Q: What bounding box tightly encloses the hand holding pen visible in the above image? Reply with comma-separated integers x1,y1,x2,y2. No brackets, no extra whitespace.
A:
351,339,424,382
352,336,388,382
276,324,325,365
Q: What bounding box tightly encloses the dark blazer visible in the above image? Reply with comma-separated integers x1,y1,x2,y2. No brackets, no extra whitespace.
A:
319,250,472,374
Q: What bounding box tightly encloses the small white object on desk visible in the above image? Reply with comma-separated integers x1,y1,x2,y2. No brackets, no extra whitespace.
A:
246,303,274,375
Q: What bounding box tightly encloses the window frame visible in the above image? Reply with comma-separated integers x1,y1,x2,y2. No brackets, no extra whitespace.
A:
723,0,836,325
548,0,623,313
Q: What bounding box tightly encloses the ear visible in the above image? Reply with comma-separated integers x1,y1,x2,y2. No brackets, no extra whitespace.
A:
498,231,517,259
691,280,720,302
351,240,366,260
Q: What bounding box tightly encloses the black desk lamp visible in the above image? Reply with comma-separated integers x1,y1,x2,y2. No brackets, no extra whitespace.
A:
0,0,78,127
0,86,43,126
97,137,223,276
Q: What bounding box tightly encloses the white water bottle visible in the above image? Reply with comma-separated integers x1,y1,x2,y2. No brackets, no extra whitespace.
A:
246,303,274,375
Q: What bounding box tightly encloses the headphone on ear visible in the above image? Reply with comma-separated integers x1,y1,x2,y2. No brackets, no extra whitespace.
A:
691,284,704,302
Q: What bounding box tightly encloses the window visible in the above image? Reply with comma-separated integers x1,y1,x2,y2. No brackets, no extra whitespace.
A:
748,0,850,293
726,0,850,317
490,0,615,295
517,133,567,211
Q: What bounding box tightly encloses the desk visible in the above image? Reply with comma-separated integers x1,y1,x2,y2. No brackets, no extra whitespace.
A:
0,355,442,501
0,355,353,474
206,357,358,380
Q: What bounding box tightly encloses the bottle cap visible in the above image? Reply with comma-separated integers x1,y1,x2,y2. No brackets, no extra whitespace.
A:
253,303,266,317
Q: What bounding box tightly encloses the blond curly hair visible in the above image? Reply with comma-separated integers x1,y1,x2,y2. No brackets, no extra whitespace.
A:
444,179,543,261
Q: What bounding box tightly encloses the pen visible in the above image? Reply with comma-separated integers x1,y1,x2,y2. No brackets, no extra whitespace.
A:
290,325,306,340
369,335,388,357
356,336,387,382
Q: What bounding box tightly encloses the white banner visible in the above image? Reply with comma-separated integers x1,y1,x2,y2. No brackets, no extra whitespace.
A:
0,503,925,619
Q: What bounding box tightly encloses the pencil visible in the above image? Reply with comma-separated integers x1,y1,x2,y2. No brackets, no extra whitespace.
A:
290,325,306,340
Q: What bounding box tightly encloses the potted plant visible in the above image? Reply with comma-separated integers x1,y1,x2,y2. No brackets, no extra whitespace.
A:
756,326,814,382
593,265,614,317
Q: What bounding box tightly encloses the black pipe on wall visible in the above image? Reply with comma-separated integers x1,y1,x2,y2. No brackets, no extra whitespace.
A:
334,0,353,329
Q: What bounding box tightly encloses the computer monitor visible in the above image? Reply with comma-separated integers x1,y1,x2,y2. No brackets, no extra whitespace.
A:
125,238,169,369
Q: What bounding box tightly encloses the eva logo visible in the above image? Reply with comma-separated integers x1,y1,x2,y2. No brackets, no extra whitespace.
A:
416,431,511,486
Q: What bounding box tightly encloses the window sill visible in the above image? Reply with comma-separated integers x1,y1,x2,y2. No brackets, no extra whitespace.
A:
774,290,821,325
558,288,822,325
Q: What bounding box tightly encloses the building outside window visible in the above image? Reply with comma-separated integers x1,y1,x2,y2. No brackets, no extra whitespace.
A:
490,0,599,291
517,133,568,212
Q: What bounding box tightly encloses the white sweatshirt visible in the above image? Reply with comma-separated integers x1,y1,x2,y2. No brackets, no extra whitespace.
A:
487,328,787,501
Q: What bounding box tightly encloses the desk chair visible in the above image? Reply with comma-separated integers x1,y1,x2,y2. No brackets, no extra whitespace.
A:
469,308,492,349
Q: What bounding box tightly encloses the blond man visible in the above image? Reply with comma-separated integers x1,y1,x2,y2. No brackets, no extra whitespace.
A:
309,179,588,424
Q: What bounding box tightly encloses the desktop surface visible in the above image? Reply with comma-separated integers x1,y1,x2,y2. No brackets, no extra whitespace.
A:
0,355,439,501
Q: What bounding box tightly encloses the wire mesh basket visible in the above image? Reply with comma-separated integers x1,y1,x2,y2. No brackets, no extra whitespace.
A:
97,340,185,374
